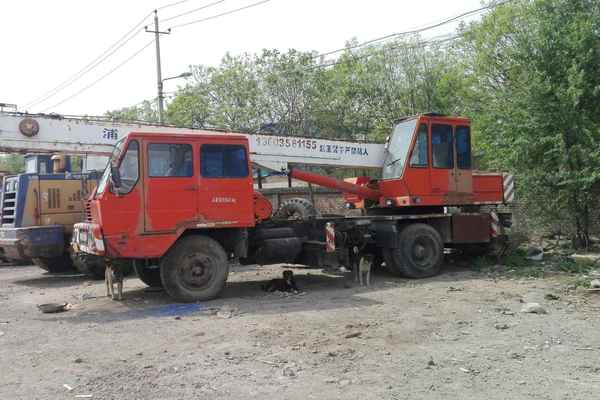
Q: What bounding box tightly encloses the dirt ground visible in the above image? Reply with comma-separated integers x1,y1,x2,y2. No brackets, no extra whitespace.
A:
1,261,600,400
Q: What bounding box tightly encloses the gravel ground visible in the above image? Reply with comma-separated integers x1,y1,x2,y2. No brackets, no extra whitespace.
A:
1,262,600,400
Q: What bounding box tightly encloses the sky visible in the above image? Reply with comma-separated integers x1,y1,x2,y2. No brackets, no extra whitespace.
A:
1,0,483,116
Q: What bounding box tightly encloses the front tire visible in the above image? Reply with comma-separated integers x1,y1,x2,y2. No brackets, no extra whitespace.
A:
382,223,443,278
160,235,229,302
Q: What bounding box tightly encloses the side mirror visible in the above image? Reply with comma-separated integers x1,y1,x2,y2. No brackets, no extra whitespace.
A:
110,165,122,188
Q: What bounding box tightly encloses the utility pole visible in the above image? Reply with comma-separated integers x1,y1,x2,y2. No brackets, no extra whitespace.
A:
145,10,170,124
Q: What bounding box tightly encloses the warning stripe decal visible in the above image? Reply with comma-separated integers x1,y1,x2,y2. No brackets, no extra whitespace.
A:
325,222,336,253
503,174,515,203
490,211,500,237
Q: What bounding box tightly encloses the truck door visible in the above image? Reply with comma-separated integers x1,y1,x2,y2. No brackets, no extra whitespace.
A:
405,122,431,199
144,141,197,232
454,125,473,201
197,143,254,227
430,123,456,200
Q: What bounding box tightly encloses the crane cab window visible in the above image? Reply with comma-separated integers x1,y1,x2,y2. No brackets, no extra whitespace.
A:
148,143,193,177
431,124,454,169
383,119,418,179
409,123,429,167
200,144,249,178
456,126,471,169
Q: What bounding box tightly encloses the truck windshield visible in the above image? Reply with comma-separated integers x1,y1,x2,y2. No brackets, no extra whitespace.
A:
382,119,417,179
95,138,126,196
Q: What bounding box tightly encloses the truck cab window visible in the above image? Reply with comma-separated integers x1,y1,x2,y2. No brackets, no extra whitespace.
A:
409,123,429,167
431,124,453,169
148,143,193,177
201,144,248,178
117,140,139,193
456,126,471,169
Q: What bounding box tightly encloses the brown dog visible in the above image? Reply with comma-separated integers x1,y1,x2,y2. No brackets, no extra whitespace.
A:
105,259,123,301
261,270,299,293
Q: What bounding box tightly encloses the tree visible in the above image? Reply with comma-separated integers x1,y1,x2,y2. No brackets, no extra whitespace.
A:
105,100,159,123
463,0,600,247
0,154,25,174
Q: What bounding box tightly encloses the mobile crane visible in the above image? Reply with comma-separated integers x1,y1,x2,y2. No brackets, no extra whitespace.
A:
71,113,514,302
0,111,385,277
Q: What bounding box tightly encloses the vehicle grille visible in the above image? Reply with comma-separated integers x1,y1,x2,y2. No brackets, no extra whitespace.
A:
48,188,61,209
1,178,18,226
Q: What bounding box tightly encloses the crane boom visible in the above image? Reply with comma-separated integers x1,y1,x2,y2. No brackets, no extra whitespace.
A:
0,112,385,170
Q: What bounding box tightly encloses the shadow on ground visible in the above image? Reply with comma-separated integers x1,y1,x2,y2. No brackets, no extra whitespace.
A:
12,272,91,289
36,258,482,325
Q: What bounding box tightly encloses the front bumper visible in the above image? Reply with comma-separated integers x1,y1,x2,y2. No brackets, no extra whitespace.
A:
0,225,65,260
72,222,105,256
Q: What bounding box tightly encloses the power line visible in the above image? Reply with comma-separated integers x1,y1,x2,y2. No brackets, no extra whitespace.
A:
24,11,154,110
163,0,227,22
41,40,155,112
157,0,194,10
24,0,217,112
307,34,462,71
169,0,271,29
312,0,512,61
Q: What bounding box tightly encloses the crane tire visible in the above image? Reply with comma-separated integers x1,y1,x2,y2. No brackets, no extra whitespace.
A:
160,235,229,302
382,223,443,278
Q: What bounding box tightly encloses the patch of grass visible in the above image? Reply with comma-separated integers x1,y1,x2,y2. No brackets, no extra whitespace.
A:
499,249,545,277
554,257,597,274
560,275,591,289
465,246,600,280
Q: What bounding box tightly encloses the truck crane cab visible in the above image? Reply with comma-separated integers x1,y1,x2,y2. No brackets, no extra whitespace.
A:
381,114,473,206
340,114,505,210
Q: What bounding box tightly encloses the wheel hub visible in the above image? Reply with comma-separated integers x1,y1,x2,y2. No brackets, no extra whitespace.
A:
413,244,426,259
411,237,434,269
179,253,213,289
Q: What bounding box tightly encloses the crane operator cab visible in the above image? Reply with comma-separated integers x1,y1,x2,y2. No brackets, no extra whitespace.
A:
342,113,507,210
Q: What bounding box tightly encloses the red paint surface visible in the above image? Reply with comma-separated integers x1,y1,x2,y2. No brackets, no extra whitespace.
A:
89,132,254,259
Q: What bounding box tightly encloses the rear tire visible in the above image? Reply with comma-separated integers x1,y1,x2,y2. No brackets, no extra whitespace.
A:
134,262,163,288
160,235,229,302
382,223,443,278
33,255,73,273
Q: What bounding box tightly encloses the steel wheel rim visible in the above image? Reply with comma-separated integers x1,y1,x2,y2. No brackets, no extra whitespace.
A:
410,236,436,270
177,252,214,290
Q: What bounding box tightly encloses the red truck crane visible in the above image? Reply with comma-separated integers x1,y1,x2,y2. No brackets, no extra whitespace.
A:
72,114,513,302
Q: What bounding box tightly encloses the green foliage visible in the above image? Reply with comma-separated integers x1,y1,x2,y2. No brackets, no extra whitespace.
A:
0,154,25,174
106,100,159,123
463,0,600,247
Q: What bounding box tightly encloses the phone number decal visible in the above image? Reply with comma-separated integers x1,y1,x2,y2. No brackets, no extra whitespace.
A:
255,136,369,156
